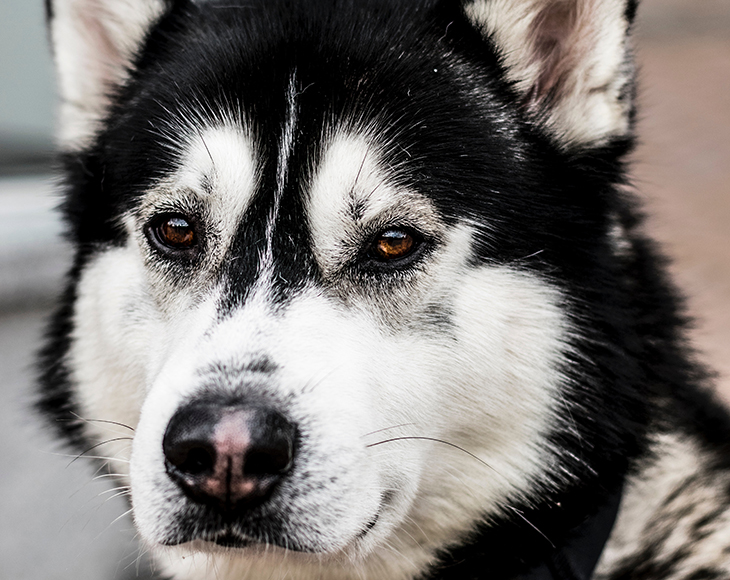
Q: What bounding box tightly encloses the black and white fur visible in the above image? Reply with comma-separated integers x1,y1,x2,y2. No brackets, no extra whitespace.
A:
39,0,730,579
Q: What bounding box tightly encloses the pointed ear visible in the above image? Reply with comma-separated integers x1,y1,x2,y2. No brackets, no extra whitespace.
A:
48,0,169,149
464,0,636,150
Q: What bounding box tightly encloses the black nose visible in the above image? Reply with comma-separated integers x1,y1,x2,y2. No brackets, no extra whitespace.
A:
162,401,296,511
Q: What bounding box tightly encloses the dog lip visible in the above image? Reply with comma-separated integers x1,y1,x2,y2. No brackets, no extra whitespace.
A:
159,525,258,548
211,530,254,548
356,488,395,540
356,508,381,539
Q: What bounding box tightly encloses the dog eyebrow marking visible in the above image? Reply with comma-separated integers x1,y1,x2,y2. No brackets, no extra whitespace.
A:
136,123,258,267
307,132,442,277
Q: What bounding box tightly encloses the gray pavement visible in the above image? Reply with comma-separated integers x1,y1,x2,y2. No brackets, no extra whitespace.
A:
0,177,70,309
0,307,154,580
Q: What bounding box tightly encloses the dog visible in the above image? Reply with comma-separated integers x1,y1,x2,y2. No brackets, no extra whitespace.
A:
38,0,730,579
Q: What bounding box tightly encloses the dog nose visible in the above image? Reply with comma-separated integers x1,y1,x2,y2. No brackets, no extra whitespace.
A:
163,401,296,511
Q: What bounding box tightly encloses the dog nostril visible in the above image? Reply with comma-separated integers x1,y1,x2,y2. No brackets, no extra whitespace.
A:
172,444,216,475
163,403,220,478
244,445,292,477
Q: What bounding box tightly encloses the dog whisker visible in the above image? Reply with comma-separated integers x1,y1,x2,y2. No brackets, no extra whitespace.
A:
66,437,134,467
123,543,151,576
43,449,130,463
92,507,135,544
366,436,499,475
92,473,128,482
69,411,136,432
97,485,131,497
400,512,432,545
506,506,555,549
68,455,131,464
103,489,133,503
361,423,418,438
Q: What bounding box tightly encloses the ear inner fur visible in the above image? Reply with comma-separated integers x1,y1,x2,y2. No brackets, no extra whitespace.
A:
463,0,634,149
47,0,169,149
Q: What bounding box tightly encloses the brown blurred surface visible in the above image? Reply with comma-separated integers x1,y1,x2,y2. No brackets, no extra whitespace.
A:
635,0,730,401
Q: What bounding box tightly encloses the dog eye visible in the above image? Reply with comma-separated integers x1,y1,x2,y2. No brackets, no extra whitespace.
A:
370,229,417,261
149,214,197,251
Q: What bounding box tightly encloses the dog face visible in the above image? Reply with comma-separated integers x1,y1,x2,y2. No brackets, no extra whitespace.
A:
42,0,637,577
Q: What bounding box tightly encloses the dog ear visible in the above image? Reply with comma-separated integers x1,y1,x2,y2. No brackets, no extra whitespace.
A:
47,0,170,149
463,0,636,149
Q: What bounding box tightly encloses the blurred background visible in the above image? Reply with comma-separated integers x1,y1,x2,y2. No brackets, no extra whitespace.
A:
0,0,728,578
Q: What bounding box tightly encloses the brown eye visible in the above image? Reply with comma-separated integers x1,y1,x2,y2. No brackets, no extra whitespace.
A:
153,215,196,250
371,229,416,261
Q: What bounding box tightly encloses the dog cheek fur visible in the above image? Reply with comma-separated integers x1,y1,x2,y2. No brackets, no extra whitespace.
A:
409,264,570,526
68,245,163,478
314,225,572,549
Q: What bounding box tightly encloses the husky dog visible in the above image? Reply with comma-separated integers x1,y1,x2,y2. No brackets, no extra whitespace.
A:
39,0,730,579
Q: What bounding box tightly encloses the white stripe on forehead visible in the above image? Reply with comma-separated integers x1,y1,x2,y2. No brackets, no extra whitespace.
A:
276,72,299,204
259,72,300,280
307,132,441,276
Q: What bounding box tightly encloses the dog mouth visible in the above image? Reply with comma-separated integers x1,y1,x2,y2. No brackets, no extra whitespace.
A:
210,530,254,549
206,508,381,550
356,510,380,539
183,502,382,552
